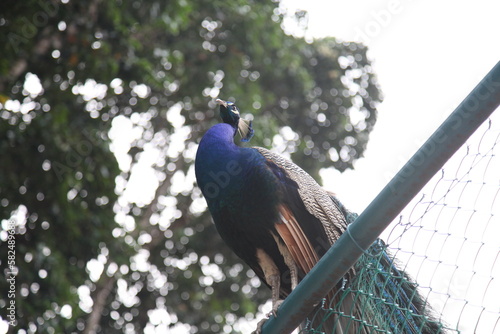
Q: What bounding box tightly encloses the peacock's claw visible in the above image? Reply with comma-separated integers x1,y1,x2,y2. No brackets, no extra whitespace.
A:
252,318,268,334
269,299,284,318
252,300,284,334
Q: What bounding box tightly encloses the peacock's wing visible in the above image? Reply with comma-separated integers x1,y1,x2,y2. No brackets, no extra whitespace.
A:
254,147,348,246
254,147,369,333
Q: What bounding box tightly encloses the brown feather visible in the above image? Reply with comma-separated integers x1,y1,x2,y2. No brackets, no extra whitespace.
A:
275,205,319,273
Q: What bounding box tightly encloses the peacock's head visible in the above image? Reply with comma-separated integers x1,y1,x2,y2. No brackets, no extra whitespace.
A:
216,99,254,142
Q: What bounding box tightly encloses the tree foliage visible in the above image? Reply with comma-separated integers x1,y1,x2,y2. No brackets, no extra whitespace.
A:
0,0,381,333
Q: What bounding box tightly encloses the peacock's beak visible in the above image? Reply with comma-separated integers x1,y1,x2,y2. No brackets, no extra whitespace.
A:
215,99,227,108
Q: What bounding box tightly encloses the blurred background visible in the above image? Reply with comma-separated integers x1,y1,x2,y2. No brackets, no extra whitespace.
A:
0,0,499,333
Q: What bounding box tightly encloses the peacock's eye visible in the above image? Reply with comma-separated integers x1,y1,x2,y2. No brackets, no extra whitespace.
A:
232,107,240,115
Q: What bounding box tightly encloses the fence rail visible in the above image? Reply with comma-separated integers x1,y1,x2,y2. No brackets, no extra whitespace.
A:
261,61,500,333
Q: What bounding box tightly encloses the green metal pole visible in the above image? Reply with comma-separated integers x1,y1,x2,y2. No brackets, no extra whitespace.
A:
261,61,500,333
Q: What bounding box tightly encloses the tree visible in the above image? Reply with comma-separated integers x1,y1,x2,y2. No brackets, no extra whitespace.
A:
0,1,382,333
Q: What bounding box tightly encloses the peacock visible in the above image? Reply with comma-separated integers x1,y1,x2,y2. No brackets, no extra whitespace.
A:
195,99,446,333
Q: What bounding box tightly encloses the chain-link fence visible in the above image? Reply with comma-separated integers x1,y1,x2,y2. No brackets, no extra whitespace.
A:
306,114,499,334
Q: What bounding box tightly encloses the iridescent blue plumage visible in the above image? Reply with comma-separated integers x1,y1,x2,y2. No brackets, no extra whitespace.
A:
195,99,445,333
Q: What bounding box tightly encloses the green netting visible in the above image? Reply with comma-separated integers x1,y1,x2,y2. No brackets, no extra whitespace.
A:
301,114,500,334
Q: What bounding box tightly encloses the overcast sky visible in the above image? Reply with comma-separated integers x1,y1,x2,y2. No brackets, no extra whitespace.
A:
279,0,500,212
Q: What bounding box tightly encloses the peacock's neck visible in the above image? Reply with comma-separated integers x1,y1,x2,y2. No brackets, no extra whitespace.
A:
196,124,239,167
195,123,248,201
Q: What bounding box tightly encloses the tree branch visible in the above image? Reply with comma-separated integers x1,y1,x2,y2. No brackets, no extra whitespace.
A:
83,275,115,334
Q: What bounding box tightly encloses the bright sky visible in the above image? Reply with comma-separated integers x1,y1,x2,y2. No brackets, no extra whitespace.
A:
283,0,500,212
